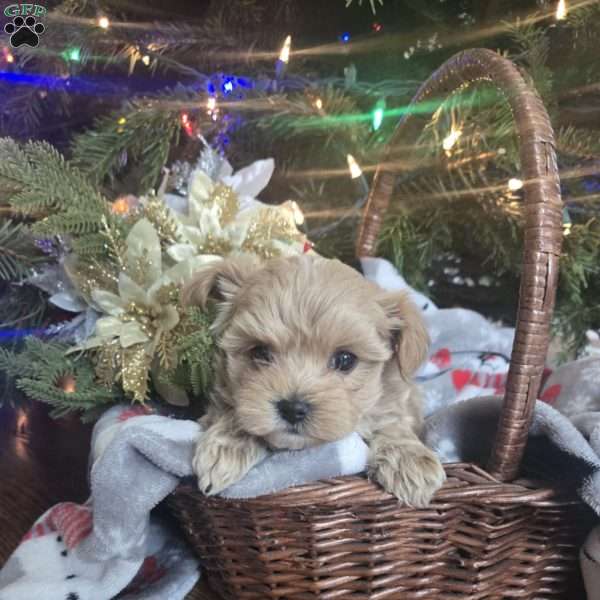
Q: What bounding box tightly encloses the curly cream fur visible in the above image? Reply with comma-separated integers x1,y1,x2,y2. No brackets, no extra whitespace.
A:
184,255,445,506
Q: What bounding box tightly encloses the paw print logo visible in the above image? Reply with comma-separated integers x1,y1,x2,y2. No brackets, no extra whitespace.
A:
4,15,45,48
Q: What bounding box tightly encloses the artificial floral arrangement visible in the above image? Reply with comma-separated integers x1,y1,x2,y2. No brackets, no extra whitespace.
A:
0,139,310,419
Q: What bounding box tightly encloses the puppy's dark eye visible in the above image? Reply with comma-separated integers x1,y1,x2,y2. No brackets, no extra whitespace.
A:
249,345,273,364
329,350,358,373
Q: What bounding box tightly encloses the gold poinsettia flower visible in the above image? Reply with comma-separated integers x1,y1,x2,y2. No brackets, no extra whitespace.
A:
165,159,310,263
76,218,218,401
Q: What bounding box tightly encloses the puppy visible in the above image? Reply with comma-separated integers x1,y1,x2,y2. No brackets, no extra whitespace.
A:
183,254,445,506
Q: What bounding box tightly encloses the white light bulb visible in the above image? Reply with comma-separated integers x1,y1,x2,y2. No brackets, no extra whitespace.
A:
556,0,567,20
98,16,110,29
508,178,523,191
347,154,362,179
279,35,292,64
442,128,462,151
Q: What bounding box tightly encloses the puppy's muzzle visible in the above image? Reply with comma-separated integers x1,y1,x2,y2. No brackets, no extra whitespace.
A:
277,396,311,425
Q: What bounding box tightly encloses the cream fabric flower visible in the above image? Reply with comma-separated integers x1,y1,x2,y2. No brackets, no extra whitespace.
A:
165,158,309,262
74,219,219,401
83,219,218,350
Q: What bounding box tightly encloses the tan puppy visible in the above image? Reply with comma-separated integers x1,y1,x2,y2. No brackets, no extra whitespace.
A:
183,254,445,506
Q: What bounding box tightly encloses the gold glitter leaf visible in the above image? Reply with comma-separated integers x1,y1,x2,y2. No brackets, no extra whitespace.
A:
144,199,182,246
67,258,119,299
209,183,239,227
242,207,305,259
125,248,152,288
100,216,126,268
197,234,234,256
156,329,178,370
93,343,122,387
121,345,151,402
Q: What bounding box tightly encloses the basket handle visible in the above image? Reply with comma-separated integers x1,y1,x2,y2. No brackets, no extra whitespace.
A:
356,49,563,482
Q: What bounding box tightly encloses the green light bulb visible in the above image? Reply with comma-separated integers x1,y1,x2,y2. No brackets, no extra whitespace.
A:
372,98,386,131
65,47,81,62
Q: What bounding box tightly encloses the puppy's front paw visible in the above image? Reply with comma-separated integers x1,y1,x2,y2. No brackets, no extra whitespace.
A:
369,443,446,508
192,435,264,496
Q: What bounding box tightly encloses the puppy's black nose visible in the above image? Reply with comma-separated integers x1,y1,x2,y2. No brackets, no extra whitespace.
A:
277,396,310,425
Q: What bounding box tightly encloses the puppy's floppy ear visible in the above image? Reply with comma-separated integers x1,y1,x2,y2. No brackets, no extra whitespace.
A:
377,291,429,379
181,254,261,309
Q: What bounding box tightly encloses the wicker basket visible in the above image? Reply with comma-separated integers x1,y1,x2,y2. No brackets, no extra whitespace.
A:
170,49,596,599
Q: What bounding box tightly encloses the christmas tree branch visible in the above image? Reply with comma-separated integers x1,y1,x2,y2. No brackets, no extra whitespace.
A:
0,139,108,219
0,220,45,281
71,99,182,191
0,338,120,419
557,125,600,159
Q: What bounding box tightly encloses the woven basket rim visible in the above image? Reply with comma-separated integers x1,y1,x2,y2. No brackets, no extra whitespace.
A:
173,462,580,509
